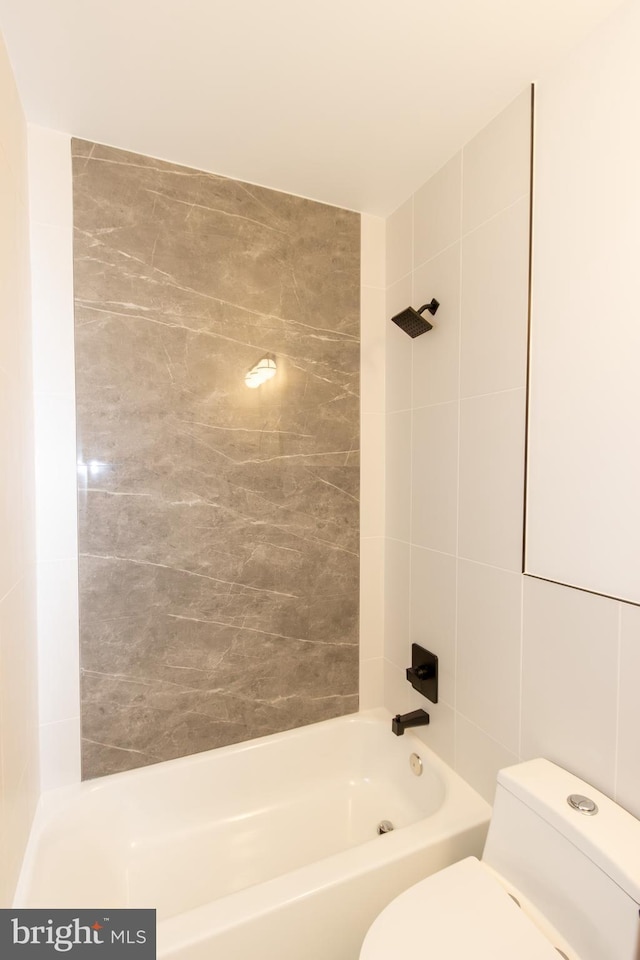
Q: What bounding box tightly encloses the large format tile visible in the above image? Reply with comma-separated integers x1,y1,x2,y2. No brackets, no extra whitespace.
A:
361,285,386,415
37,558,80,725
412,242,461,407
361,412,385,538
413,152,461,267
1,757,39,906
386,197,412,286
30,221,76,398
40,718,81,791
27,125,73,228
360,214,385,289
359,657,384,710
411,401,458,555
409,692,455,768
615,603,640,818
384,538,411,668
383,658,412,717
456,715,519,804
460,197,530,398
410,546,456,706
0,578,39,796
360,537,385,661
34,393,78,563
73,139,361,777
457,560,522,754
385,410,411,543
521,577,619,797
386,274,413,413
458,390,526,571
462,87,531,235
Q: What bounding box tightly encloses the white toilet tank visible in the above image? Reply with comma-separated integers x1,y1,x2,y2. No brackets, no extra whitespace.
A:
483,759,640,960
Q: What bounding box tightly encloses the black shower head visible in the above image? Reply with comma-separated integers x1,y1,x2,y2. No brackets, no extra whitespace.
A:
391,298,440,338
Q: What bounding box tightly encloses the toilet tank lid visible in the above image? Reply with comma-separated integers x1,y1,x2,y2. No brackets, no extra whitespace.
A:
497,759,640,904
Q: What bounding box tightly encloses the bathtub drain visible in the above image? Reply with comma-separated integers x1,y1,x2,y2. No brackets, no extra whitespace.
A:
377,820,394,835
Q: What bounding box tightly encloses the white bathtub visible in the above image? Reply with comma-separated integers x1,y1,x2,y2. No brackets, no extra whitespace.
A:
16,709,491,960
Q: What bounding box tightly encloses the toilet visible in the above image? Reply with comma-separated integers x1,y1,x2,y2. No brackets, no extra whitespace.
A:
360,758,640,960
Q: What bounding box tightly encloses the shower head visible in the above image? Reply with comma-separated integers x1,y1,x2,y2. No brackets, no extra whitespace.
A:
391,298,440,338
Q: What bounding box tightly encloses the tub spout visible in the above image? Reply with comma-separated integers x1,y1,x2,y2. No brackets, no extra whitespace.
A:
392,709,430,736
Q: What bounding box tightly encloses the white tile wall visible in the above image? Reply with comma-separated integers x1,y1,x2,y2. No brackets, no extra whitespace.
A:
33,394,78,562
458,389,526,571
409,547,456,706
360,213,385,290
359,657,384,711
0,33,40,905
521,577,619,796
360,286,386,416
616,605,640,817
386,275,413,414
461,89,532,235
411,402,458,554
30,222,76,395
383,538,411,668
385,410,411,543
457,561,522,754
36,558,80,726
412,243,461,407
381,84,640,813
28,125,80,792
413,153,461,268
39,718,82,791
460,197,530,398
385,198,412,286
456,716,519,804
360,413,385,540
359,537,385,662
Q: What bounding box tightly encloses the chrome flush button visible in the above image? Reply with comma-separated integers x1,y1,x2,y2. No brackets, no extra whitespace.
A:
567,793,598,815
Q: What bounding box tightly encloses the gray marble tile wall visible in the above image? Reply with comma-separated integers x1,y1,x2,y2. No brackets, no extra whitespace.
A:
72,140,360,779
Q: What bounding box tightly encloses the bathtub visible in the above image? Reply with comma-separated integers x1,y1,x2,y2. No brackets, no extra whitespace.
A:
16,708,491,960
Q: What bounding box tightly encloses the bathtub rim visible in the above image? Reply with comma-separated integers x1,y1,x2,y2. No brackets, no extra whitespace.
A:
157,754,490,956
15,707,492,921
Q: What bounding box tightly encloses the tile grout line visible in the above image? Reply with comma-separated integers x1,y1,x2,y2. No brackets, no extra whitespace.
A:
460,193,530,244
411,192,529,277
414,385,526,412
456,708,519,759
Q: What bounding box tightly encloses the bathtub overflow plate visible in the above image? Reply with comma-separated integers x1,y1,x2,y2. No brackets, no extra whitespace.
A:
409,752,423,776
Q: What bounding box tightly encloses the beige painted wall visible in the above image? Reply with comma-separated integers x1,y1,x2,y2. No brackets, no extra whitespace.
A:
0,32,39,905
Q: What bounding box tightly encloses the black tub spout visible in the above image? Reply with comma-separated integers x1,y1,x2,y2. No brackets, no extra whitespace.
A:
392,709,430,736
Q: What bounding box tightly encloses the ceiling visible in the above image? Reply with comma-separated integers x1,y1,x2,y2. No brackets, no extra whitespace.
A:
0,0,625,214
